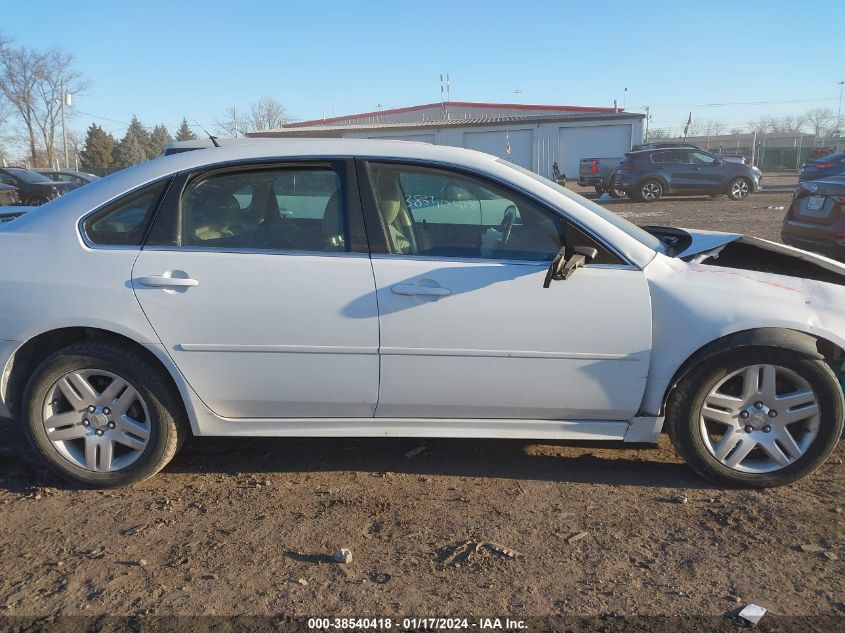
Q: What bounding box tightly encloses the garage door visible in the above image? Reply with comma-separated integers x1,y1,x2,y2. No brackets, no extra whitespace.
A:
463,129,533,170
372,133,435,144
558,125,632,177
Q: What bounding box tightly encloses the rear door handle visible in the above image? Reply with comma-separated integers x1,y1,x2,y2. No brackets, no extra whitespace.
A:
137,275,199,288
391,284,451,297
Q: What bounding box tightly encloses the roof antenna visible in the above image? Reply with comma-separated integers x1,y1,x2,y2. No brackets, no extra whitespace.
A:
193,119,220,147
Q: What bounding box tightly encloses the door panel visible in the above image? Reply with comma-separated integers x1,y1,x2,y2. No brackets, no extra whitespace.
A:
133,251,380,418
372,258,652,420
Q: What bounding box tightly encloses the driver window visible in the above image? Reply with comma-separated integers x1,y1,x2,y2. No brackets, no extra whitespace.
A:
366,162,564,262
689,151,716,165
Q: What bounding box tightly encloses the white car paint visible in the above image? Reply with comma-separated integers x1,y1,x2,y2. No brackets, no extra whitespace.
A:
1,138,845,446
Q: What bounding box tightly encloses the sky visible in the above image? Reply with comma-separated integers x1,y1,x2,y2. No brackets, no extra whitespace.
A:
3,0,845,142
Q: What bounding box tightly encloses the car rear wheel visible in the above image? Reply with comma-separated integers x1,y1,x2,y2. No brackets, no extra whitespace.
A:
594,185,604,194
23,340,189,488
667,348,843,487
637,179,663,202
727,177,752,200
607,174,625,199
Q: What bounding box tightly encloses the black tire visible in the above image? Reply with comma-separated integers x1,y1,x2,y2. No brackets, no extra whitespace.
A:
726,177,752,201
666,347,843,488
607,174,625,199
637,179,663,202
593,185,605,194
23,340,189,488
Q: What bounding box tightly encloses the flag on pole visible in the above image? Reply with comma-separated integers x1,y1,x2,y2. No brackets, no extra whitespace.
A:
505,131,512,158
683,112,693,136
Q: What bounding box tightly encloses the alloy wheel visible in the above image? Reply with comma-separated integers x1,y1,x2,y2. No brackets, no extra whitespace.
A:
41,369,151,473
730,179,751,199
641,182,661,201
699,364,819,473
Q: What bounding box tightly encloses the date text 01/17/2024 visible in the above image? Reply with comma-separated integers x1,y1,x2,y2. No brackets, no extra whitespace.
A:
307,618,527,630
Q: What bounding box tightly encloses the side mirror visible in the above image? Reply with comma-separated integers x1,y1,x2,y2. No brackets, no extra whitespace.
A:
543,246,597,288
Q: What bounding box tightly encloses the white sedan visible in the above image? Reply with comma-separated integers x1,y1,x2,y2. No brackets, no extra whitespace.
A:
0,139,842,488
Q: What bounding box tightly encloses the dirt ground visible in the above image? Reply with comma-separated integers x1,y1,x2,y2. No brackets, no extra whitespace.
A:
1,173,843,630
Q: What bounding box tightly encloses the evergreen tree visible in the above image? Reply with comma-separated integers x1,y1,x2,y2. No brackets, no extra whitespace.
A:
148,124,173,158
79,123,115,171
114,116,150,167
175,117,197,141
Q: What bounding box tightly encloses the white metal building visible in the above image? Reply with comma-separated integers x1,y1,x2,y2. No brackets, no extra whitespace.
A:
248,102,645,180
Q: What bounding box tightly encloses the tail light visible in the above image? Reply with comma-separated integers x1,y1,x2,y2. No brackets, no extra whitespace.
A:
591,160,598,174
816,162,834,169
836,196,845,204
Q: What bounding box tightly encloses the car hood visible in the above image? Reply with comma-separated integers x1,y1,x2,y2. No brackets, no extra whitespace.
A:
643,225,845,284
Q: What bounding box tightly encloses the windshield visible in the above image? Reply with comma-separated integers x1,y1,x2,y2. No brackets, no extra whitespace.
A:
4,168,53,184
496,160,668,254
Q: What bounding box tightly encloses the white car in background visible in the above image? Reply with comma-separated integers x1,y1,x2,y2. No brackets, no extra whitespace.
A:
0,139,843,488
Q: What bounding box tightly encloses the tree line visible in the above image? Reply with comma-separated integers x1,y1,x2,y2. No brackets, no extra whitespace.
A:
649,107,841,140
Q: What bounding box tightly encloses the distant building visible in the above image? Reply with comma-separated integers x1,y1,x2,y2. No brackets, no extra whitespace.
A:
247,101,645,180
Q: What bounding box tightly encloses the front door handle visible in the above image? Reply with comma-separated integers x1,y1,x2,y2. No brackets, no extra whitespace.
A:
137,275,199,288
391,284,451,297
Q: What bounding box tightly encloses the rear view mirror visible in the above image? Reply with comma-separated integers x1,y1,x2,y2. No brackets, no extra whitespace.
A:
543,246,598,287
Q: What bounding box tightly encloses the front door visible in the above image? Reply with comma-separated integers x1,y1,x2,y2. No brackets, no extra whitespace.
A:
132,160,380,419
361,161,652,420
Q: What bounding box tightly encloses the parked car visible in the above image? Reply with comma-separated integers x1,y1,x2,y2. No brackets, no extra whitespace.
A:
0,167,76,205
1,139,843,489
613,148,761,202
799,151,845,183
633,142,747,164
781,174,845,259
577,157,625,198
0,183,19,206
38,170,101,188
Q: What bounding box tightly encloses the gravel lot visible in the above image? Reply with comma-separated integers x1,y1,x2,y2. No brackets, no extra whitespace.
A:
1,173,843,629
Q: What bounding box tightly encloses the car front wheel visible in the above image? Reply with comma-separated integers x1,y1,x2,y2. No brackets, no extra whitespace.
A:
667,348,843,487
727,177,752,200
23,340,189,488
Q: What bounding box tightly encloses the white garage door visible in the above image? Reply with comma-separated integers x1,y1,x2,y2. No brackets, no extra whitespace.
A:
463,129,533,170
558,125,632,177
371,133,435,144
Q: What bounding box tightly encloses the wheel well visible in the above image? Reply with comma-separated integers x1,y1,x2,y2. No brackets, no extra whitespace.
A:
3,327,186,422
660,327,844,416
635,176,669,192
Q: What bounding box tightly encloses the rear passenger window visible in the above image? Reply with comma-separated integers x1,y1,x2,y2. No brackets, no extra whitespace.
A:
180,167,346,251
83,181,168,246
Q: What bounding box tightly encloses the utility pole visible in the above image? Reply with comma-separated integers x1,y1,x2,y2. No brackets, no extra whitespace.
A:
60,79,69,169
837,80,844,152
644,106,650,141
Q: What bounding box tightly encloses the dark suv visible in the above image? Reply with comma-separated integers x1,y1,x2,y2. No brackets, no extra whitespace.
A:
613,148,761,202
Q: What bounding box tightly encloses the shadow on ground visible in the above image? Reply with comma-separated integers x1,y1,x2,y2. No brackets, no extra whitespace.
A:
0,416,715,492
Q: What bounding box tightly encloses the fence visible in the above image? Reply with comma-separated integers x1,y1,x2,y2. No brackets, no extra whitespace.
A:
651,132,844,170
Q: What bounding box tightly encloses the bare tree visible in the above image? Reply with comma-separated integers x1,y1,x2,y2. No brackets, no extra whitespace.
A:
0,37,87,166
747,115,775,135
688,118,726,137
769,115,806,134
249,97,287,131
647,128,671,139
728,127,745,136
31,49,87,166
0,38,42,163
215,105,248,137
805,108,834,136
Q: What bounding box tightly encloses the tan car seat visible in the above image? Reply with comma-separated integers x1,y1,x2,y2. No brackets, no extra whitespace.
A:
377,175,412,254
193,189,243,241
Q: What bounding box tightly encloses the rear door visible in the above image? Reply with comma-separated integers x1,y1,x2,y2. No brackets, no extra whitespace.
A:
683,151,726,192
131,160,381,419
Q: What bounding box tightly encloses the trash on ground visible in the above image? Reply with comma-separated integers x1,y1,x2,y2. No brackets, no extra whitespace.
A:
567,531,589,544
404,445,427,459
736,603,767,627
333,548,353,564
672,495,689,504
438,540,524,566
799,543,826,553
296,578,308,586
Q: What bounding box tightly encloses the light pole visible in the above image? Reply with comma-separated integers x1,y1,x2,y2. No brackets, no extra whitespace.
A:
837,80,844,152
60,79,70,169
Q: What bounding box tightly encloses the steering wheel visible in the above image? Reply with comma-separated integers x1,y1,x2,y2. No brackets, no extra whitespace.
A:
499,205,517,244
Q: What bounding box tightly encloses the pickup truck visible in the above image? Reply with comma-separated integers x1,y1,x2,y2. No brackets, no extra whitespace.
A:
578,157,625,198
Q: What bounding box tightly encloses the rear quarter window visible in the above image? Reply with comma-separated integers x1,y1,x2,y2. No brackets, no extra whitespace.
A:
82,181,169,246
